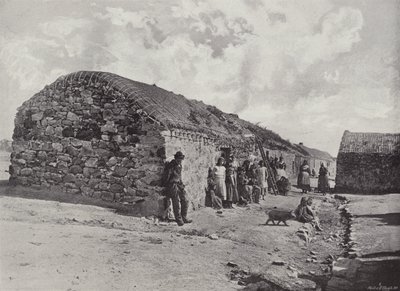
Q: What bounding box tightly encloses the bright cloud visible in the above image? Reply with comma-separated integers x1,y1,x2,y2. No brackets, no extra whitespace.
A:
0,0,398,156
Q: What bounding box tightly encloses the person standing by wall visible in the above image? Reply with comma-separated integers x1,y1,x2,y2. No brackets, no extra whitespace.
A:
297,160,311,194
318,163,330,195
164,151,192,226
257,161,268,200
213,157,227,207
236,166,250,204
276,164,290,196
225,159,238,208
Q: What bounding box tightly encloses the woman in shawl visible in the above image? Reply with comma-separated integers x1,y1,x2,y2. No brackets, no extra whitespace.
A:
318,163,330,195
225,159,238,208
213,157,227,207
297,160,311,194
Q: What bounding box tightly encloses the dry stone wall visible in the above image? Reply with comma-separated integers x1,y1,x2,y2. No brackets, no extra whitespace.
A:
11,75,167,215
336,152,400,193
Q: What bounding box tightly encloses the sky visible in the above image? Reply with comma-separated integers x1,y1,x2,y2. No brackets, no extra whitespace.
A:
0,0,399,156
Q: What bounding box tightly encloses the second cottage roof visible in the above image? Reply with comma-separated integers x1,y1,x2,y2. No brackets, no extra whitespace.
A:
339,130,400,154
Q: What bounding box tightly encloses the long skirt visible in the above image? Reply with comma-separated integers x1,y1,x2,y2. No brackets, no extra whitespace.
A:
318,175,329,193
205,189,223,209
277,177,291,196
298,171,311,190
226,182,239,203
215,177,227,200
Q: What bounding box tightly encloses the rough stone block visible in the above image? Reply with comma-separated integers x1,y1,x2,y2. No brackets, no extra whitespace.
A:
101,191,114,202
98,182,109,191
110,183,124,193
45,126,55,135
107,157,118,167
64,174,75,183
70,165,83,174
113,166,128,177
52,143,63,152
125,187,137,196
20,168,33,176
31,112,44,121
67,111,79,121
85,158,98,168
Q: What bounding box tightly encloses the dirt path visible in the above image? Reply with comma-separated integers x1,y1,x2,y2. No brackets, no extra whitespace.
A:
0,190,345,291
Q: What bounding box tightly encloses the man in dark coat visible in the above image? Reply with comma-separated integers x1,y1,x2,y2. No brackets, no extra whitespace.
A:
164,151,192,226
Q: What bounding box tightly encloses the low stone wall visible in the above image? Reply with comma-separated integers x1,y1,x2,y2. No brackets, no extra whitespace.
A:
336,152,400,193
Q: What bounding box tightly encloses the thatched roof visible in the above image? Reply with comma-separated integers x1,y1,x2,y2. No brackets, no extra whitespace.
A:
297,144,334,160
50,71,303,153
339,130,400,154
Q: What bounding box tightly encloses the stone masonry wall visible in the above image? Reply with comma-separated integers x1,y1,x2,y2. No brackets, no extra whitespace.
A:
336,152,400,193
11,75,167,216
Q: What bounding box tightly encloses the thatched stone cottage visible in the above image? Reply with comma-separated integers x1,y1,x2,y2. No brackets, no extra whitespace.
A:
10,71,304,216
335,130,400,193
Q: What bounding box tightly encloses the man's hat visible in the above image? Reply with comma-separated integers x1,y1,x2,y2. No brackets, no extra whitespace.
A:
174,151,185,159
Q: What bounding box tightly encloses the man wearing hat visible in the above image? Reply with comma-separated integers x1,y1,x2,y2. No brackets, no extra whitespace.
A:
164,151,192,226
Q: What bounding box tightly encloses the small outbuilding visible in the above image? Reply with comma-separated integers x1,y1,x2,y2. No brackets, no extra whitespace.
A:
10,71,303,216
335,130,400,193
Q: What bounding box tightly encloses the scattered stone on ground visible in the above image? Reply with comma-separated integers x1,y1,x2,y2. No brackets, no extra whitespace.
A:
0,189,349,291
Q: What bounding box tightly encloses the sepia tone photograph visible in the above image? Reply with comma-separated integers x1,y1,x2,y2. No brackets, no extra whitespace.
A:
0,0,399,290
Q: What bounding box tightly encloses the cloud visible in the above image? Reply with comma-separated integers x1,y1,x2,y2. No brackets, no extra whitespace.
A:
324,70,340,84
0,0,398,157
0,36,61,90
292,7,364,72
39,17,91,38
95,7,150,28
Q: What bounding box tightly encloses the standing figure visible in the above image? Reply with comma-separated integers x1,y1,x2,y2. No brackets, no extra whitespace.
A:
164,151,192,226
297,160,311,194
237,167,250,205
225,160,238,208
248,163,260,203
257,161,269,200
276,164,290,196
269,157,278,192
213,157,227,206
205,168,223,209
318,163,330,195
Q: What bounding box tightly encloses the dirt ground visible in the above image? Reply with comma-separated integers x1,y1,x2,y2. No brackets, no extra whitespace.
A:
0,185,346,291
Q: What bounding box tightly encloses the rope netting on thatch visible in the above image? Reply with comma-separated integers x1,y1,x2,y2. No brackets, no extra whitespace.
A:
50,71,304,153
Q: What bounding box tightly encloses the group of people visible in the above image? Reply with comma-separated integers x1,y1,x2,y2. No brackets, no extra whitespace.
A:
162,151,291,226
268,155,291,196
162,150,326,228
297,160,330,195
205,155,290,210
